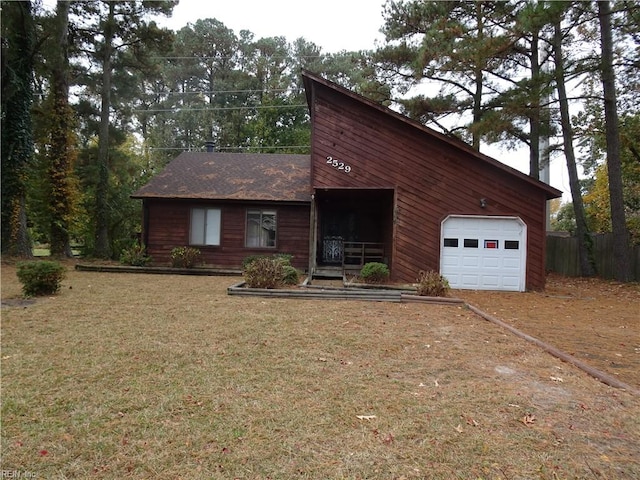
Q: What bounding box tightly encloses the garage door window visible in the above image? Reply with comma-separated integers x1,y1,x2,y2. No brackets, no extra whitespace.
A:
444,238,458,247
505,240,520,250
464,238,479,248
484,240,499,249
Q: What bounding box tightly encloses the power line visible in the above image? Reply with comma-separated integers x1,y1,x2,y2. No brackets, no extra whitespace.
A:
147,145,310,151
151,53,356,60
144,88,293,96
133,104,307,113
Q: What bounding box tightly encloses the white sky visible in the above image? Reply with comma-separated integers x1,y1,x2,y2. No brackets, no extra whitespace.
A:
155,0,569,198
157,0,387,53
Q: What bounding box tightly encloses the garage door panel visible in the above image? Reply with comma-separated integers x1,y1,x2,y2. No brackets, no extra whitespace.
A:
462,256,480,267
461,274,480,288
481,256,500,268
440,216,526,292
441,255,460,267
503,257,521,269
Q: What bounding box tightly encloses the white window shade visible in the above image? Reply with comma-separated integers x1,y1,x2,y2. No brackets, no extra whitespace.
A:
190,208,221,246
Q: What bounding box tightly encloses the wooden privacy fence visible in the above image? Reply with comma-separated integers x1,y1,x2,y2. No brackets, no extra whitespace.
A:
546,233,640,281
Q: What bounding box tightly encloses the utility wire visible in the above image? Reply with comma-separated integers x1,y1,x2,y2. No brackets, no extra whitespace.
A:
134,104,307,113
147,145,310,151
143,88,293,95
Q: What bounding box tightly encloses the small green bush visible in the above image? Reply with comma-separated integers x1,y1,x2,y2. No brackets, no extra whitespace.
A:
170,247,201,268
16,260,66,297
415,270,450,297
360,262,390,284
242,253,293,271
244,257,284,289
273,253,293,266
120,243,152,266
282,265,300,285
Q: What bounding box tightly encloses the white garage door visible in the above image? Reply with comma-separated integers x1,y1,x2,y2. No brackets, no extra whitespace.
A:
440,215,527,292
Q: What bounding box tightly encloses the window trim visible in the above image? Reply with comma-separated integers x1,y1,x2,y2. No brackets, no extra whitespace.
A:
189,207,222,246
245,209,277,248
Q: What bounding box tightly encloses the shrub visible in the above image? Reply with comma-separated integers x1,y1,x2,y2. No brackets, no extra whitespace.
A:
415,270,450,297
273,253,293,266
120,243,152,266
242,254,266,270
242,253,293,271
282,265,300,285
170,247,201,268
360,262,390,284
16,260,66,297
244,256,284,289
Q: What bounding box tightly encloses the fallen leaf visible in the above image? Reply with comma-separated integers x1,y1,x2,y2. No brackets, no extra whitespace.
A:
383,433,394,444
356,415,376,420
521,414,536,425
464,416,479,427
550,376,564,383
454,424,464,433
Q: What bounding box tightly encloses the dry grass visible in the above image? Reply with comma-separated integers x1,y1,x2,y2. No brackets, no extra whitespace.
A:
2,261,639,479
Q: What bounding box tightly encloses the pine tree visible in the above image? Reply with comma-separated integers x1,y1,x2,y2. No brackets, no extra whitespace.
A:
1,0,35,257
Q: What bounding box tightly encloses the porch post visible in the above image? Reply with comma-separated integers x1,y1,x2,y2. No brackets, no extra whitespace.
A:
308,192,317,277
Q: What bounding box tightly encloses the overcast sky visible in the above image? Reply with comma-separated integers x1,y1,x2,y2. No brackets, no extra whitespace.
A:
157,0,387,53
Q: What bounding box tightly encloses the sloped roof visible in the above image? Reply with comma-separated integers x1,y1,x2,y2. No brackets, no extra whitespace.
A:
301,70,562,200
132,152,311,202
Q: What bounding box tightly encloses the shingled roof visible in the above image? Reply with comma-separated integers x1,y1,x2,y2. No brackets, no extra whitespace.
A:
132,152,311,202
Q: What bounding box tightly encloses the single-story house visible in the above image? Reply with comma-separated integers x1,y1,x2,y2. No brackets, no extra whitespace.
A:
132,70,561,291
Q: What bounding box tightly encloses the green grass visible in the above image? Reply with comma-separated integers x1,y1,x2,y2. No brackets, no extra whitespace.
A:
1,265,639,479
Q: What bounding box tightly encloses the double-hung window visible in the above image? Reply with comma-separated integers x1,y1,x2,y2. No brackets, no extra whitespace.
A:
246,210,276,248
190,208,221,246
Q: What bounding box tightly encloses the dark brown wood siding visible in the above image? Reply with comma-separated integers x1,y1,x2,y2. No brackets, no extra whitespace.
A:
143,199,310,271
310,86,549,290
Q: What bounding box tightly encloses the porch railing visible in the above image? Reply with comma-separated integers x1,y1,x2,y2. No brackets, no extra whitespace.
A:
343,242,385,267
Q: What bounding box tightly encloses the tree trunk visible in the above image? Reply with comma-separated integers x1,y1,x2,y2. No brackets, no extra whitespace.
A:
553,19,595,277
471,2,483,151
94,1,115,259
529,30,540,179
49,0,74,258
598,0,631,282
0,1,34,258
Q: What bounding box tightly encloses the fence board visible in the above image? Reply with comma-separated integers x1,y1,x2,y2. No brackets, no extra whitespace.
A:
546,233,639,281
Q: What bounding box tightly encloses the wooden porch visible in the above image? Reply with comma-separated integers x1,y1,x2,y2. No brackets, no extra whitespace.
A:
313,240,386,279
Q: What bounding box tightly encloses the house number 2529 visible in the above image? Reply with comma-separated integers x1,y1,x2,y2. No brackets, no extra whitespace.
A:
326,156,352,173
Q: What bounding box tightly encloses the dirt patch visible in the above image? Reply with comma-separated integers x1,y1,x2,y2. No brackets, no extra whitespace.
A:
1,298,37,308
456,273,640,389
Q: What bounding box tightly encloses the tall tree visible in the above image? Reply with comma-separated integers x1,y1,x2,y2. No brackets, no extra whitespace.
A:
376,1,518,150
551,5,595,276
46,0,78,257
69,0,176,258
1,0,35,257
598,0,631,281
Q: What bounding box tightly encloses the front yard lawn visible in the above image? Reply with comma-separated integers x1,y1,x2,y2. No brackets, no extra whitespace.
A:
2,264,639,479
